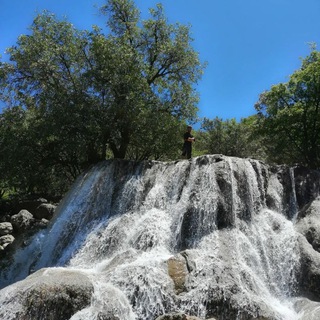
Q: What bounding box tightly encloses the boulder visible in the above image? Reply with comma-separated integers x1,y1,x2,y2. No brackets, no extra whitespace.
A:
296,234,320,300
294,166,320,210
13,198,48,215
0,268,94,320
0,222,13,236
167,254,189,294
0,234,15,249
10,210,34,232
36,218,50,229
296,197,320,253
34,203,56,220
293,298,320,319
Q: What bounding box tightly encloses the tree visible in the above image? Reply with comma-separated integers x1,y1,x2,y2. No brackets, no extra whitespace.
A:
1,1,204,161
0,1,204,197
0,107,28,195
0,13,98,196
255,49,320,168
90,0,204,158
200,116,264,159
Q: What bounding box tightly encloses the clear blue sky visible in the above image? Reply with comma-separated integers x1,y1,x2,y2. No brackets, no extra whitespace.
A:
1,0,320,121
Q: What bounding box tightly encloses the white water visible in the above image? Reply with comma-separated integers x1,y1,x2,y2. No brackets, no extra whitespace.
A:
0,156,319,319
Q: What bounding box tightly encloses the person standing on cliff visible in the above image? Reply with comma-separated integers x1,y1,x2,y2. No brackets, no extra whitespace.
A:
182,125,195,159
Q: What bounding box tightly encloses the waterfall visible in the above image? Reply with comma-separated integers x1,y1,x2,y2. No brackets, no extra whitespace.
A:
0,155,320,320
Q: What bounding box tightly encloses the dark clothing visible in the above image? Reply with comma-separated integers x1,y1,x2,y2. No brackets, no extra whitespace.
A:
182,132,194,159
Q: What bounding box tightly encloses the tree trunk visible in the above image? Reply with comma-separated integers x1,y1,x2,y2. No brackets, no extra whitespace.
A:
109,129,130,159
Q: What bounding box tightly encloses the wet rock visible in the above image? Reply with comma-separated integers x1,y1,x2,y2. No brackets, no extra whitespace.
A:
167,254,189,294
266,166,297,219
1,156,320,320
0,268,94,320
293,298,320,319
294,166,320,210
155,313,205,320
296,197,320,252
296,234,320,300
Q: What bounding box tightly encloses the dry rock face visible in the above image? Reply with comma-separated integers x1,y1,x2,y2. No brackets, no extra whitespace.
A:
11,209,35,232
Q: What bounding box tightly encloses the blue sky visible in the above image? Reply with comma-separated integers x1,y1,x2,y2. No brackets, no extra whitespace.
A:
1,0,320,122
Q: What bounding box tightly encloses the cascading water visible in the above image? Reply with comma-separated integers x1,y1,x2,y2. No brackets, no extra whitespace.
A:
0,155,320,320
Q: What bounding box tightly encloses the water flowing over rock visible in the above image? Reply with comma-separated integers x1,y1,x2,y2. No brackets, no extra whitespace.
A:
0,155,320,320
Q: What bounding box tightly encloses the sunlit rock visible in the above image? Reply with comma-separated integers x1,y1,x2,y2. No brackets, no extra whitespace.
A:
167,253,189,294
0,268,93,320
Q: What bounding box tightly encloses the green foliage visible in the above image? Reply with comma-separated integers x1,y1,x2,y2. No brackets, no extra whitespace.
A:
255,49,320,168
0,1,205,197
199,116,265,160
0,13,97,196
91,0,204,158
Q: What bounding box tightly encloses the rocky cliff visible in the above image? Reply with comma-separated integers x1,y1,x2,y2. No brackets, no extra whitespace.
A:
1,155,320,320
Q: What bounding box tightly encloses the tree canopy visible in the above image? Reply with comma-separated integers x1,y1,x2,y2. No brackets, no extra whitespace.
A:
0,0,205,198
1,0,319,201
198,116,265,161
197,48,320,168
255,49,320,168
